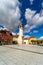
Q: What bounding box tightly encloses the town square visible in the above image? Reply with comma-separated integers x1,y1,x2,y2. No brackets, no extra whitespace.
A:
0,0,43,65
0,45,43,65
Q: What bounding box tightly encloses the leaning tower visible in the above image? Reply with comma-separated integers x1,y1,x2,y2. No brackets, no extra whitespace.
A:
18,22,24,45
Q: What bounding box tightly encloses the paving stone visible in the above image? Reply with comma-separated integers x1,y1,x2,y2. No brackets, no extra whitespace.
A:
0,45,43,65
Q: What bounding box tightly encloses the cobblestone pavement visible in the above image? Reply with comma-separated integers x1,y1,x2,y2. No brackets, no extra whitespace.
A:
0,45,43,65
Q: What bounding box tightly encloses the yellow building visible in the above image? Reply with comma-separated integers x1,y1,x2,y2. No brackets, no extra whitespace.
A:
12,35,37,45
23,37,29,45
13,35,19,44
28,36,37,45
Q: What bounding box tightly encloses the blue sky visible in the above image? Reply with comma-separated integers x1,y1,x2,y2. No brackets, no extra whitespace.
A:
19,0,43,39
0,0,43,39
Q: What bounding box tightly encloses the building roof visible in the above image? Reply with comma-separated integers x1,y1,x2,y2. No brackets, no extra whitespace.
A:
13,35,19,38
23,36,36,40
23,37,29,40
30,36,35,38
0,30,9,32
28,36,36,40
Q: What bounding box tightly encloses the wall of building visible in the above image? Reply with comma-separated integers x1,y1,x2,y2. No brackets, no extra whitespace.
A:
13,37,18,42
28,37,36,44
24,40,29,45
0,30,13,45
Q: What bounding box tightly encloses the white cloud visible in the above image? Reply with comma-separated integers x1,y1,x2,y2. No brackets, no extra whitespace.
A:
25,8,36,21
42,2,43,8
24,24,29,28
24,35,30,38
29,0,34,5
33,30,38,33
39,36,43,40
12,32,16,35
29,30,38,34
24,24,30,33
25,8,43,33
40,9,43,16
24,25,36,33
0,25,8,30
0,0,21,32
17,32,19,35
